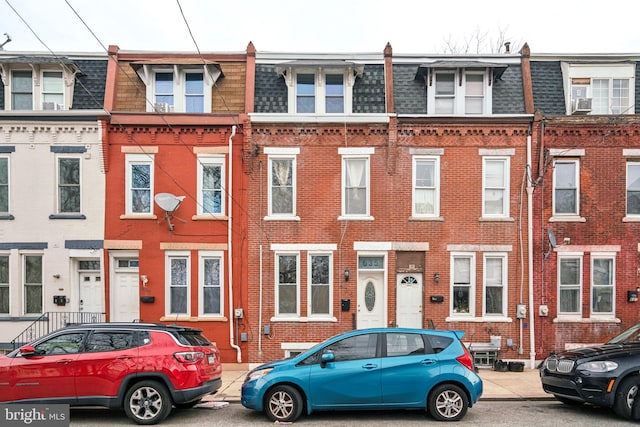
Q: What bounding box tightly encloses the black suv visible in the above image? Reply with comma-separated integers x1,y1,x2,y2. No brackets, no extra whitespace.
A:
0,323,222,425
540,322,640,419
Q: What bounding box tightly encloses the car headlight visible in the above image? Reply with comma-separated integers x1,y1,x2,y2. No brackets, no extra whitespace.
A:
577,361,618,373
246,368,273,382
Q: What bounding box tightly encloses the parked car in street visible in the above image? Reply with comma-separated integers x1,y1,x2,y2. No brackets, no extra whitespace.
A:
0,322,222,425
540,321,640,420
241,327,482,422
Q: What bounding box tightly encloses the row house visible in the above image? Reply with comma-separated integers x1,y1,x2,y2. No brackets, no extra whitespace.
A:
244,43,537,367
530,53,640,357
0,52,108,349
101,45,253,362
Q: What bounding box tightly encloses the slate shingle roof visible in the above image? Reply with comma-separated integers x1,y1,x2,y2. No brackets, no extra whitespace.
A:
73,59,107,110
530,61,566,115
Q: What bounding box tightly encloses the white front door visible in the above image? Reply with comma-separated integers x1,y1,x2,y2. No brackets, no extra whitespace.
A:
356,271,385,329
112,272,140,322
79,271,104,322
396,273,423,328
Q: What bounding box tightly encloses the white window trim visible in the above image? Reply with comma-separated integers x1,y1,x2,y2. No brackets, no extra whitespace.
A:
0,253,9,315
625,161,640,219
450,252,476,318
274,252,300,319
552,158,580,218
56,155,82,214
340,154,372,219
482,156,510,219
557,253,583,318
426,68,493,115
125,153,154,216
412,155,440,218
267,154,298,219
307,252,334,319
0,155,9,215
483,253,508,317
590,252,616,318
22,252,43,315
165,250,191,317
2,65,75,111
198,250,224,317
196,155,226,217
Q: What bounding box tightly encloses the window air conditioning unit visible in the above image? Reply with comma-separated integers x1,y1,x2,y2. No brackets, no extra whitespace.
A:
571,98,592,114
154,102,171,113
42,101,56,110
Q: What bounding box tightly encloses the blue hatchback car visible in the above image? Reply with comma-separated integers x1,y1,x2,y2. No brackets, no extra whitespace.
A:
241,327,482,422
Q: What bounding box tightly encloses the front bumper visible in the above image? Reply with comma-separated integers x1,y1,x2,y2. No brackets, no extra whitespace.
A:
540,370,615,407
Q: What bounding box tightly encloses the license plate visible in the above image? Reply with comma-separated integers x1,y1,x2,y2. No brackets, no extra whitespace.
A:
207,354,215,364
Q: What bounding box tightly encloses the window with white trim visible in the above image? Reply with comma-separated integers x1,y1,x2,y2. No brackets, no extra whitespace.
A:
309,253,332,317
125,154,154,215
269,156,296,217
0,156,8,214
342,156,370,217
42,71,64,107
558,255,582,315
166,252,190,315
451,253,475,316
6,68,70,111
553,159,579,216
565,63,635,115
199,251,223,316
483,254,507,316
24,254,43,314
197,155,225,215
57,157,81,214
626,162,640,216
429,69,491,115
0,255,8,314
591,255,615,316
412,156,439,217
483,157,509,217
276,253,299,317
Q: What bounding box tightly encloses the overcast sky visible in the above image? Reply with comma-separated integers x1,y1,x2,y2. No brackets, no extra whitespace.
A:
1,0,639,55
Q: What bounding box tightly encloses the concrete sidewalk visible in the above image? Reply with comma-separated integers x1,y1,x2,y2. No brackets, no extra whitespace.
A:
207,363,552,403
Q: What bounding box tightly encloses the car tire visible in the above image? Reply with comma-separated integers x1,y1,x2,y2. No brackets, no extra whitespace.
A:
124,380,173,425
264,384,303,423
428,383,469,421
614,376,640,420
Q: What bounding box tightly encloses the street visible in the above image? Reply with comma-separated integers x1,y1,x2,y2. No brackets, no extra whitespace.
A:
69,400,638,426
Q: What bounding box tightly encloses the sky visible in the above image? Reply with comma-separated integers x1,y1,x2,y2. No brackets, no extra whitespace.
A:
1,0,639,55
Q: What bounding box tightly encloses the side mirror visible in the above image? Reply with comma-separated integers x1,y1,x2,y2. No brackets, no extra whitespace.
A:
320,351,335,368
18,345,36,357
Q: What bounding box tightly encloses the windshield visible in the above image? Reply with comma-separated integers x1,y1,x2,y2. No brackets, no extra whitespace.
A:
608,323,640,344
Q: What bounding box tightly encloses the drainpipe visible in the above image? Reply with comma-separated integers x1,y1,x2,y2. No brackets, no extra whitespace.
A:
527,125,536,368
227,125,241,363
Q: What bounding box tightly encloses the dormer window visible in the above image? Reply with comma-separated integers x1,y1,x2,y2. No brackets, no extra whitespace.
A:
277,60,363,114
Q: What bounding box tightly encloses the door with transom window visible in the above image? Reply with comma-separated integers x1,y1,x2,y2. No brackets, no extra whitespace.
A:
396,274,423,328
356,255,386,329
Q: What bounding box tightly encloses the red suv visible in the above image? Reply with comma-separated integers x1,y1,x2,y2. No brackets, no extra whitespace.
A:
0,323,222,425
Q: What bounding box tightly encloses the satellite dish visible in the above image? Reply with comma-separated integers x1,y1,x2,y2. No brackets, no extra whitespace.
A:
547,229,557,248
154,193,186,231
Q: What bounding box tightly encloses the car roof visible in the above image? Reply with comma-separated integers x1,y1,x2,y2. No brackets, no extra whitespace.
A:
56,322,203,333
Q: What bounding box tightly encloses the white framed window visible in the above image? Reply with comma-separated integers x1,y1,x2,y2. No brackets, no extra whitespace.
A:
558,254,582,316
591,254,615,316
197,155,225,215
564,63,635,115
483,157,510,217
11,70,33,110
23,254,43,315
166,251,190,316
199,251,224,316
296,73,315,113
308,253,332,317
553,159,579,216
626,162,640,216
184,72,204,113
57,157,81,214
0,254,9,314
268,155,296,217
0,156,9,214
42,71,64,107
483,254,507,316
428,69,491,115
325,74,344,113
154,71,174,110
412,156,439,217
275,253,299,317
125,154,154,215
6,68,70,111
342,155,370,217
450,253,475,316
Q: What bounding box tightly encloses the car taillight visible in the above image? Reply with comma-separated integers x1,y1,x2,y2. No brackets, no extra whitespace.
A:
174,351,205,363
456,345,475,372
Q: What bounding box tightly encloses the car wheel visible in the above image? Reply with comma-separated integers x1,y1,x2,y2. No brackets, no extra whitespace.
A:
554,395,584,406
428,383,469,421
614,376,640,419
124,380,173,425
264,384,303,423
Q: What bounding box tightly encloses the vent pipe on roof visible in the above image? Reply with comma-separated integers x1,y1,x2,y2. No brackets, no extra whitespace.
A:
504,42,511,54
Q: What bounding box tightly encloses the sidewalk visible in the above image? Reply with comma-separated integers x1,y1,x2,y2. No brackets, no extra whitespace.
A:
207,364,552,403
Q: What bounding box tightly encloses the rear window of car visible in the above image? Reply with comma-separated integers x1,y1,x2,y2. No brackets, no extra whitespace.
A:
173,330,212,346
427,335,453,353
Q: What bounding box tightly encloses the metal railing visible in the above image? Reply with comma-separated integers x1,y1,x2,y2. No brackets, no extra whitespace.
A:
11,311,105,350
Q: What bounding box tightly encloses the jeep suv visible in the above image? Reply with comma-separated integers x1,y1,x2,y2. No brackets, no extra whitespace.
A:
0,323,222,425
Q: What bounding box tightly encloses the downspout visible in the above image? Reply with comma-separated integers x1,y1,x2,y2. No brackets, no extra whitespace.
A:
258,160,264,356
228,125,241,363
527,124,536,368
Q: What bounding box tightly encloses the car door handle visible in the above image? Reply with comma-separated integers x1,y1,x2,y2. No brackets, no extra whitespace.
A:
116,356,134,360
362,363,378,370
57,359,74,364
421,359,437,365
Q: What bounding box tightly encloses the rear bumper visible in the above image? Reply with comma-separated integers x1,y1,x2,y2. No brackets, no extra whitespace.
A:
172,377,222,404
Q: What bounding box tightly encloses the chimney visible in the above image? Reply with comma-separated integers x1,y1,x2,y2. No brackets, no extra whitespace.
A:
504,42,511,54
